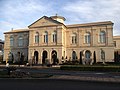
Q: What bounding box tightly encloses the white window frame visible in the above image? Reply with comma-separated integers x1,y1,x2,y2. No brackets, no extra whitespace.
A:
10,36,14,47
99,31,106,43
71,33,77,44
35,32,39,43
84,32,91,44
52,31,57,43
43,31,48,43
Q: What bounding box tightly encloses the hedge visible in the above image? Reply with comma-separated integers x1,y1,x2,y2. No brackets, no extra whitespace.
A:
60,65,120,72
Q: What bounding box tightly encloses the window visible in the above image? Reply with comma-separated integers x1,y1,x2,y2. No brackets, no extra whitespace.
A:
114,41,116,47
99,31,106,43
52,31,57,43
18,36,23,46
43,31,48,43
71,33,77,44
35,32,39,43
85,32,91,44
10,36,14,46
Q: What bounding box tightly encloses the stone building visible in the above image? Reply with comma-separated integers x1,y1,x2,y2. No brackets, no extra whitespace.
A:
4,15,115,64
0,39,4,62
113,36,120,62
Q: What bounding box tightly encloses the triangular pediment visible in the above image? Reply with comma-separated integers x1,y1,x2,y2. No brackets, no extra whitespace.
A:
28,16,62,28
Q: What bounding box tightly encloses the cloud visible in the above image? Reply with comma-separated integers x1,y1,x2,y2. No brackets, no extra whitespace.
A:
0,0,120,40
63,0,120,35
0,0,54,39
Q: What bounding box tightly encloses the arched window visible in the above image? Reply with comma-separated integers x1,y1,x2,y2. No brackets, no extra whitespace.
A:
71,33,77,44
72,51,77,60
35,32,39,43
52,31,57,43
10,36,14,46
84,32,91,44
18,36,23,46
43,31,48,43
99,31,106,43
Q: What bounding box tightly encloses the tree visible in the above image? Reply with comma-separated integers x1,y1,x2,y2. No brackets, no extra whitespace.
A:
79,51,82,64
93,51,96,64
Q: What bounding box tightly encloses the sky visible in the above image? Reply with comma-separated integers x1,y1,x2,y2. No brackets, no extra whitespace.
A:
0,0,120,40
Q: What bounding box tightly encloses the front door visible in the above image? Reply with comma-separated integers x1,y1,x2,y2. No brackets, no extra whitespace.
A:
51,50,57,65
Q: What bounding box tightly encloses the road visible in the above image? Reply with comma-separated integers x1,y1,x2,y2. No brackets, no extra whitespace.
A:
1,66,120,78
0,79,120,90
17,67,120,78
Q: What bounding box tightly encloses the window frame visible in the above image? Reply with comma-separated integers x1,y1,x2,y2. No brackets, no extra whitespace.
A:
71,33,77,44
35,32,39,43
84,32,91,44
99,31,106,43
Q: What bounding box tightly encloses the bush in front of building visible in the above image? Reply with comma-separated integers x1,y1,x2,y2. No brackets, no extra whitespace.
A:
60,65,120,72
62,60,79,65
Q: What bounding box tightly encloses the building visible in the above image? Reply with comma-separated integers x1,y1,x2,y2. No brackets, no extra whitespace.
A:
0,39,4,62
4,15,115,64
113,36,120,62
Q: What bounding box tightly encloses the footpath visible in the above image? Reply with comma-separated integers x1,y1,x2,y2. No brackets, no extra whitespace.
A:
0,64,120,83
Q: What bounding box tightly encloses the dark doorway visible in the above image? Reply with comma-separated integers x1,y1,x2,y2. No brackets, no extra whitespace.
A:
34,51,38,64
72,51,77,61
51,50,58,65
42,50,48,64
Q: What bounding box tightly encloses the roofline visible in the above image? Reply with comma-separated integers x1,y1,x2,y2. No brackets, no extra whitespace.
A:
28,16,65,28
66,21,113,28
4,29,29,34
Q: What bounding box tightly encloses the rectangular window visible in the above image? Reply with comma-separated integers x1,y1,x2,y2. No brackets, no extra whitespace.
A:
18,40,23,46
10,40,14,46
44,35,48,43
35,36,39,43
10,38,14,46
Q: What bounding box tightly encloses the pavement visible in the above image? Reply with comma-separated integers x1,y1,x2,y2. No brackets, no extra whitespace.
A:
0,64,120,83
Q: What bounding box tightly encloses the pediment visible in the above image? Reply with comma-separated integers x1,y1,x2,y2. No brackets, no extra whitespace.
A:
28,16,62,28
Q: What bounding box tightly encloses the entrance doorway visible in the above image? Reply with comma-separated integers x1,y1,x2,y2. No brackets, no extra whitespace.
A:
42,50,48,64
72,51,77,61
51,50,58,64
34,51,38,64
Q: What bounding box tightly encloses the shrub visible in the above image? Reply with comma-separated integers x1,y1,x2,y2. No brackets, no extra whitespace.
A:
60,65,120,72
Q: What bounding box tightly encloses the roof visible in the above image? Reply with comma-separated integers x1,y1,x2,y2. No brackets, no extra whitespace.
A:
113,36,120,40
4,29,29,34
66,21,113,28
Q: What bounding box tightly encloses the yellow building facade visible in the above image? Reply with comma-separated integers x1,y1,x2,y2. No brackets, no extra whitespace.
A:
4,15,115,64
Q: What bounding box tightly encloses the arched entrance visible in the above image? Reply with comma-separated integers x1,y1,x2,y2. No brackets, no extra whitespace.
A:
51,50,58,65
72,51,77,61
34,51,38,64
85,50,91,59
42,50,48,64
